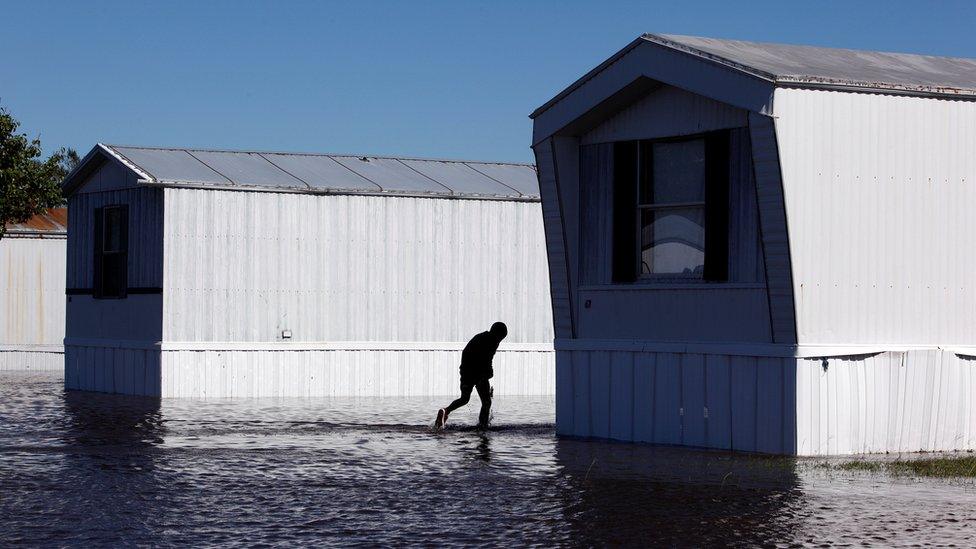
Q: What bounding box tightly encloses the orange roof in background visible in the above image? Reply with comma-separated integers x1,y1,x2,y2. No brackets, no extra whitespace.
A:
4,207,68,234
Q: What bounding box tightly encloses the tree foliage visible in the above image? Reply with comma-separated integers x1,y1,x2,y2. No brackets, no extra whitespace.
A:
1,106,78,239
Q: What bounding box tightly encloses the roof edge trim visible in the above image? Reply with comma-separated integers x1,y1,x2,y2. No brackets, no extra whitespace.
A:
103,144,535,168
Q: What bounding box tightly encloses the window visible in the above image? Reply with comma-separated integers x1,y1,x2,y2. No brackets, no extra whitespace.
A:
94,205,128,298
612,131,730,282
639,139,706,277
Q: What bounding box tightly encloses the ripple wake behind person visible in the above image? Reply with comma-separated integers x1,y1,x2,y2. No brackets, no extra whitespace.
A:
435,322,508,429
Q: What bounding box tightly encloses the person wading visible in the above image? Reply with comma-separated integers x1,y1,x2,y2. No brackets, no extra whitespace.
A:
435,322,508,429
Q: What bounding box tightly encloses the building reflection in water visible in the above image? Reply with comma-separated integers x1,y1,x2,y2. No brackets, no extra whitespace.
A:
554,438,804,546
59,391,166,539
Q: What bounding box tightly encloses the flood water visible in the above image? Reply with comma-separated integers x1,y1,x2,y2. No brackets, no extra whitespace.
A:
1,370,975,547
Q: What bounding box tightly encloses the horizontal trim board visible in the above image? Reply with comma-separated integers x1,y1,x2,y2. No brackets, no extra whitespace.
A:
556,338,976,358
0,344,64,353
65,338,554,353
66,287,163,295
1,231,67,239
578,283,767,291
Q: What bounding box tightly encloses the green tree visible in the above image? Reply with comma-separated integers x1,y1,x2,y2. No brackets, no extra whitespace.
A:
0,106,78,239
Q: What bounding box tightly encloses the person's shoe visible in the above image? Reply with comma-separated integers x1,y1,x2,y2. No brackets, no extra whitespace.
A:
435,408,447,429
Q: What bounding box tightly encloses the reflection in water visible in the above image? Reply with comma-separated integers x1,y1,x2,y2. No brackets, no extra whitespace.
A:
555,440,802,546
475,433,491,463
1,371,975,546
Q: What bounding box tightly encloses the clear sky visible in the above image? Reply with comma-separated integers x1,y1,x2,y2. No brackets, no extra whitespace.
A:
4,0,976,164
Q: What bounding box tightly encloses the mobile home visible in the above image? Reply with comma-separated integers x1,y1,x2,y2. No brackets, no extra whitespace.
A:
0,208,67,371
61,145,553,397
532,34,976,455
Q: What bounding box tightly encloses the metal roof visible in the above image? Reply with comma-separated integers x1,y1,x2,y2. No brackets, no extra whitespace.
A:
3,208,67,237
88,144,539,200
653,34,976,95
532,34,976,118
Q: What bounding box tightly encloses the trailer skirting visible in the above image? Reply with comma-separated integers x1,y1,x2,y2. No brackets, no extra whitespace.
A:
556,346,976,455
64,344,555,398
0,346,64,371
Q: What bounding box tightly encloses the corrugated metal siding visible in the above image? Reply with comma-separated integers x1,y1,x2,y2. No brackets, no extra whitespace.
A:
534,139,572,339
159,349,554,398
0,238,65,346
581,85,748,144
774,87,976,345
162,188,553,344
555,349,796,453
748,112,797,345
0,351,63,371
795,350,976,455
64,345,161,396
67,187,163,289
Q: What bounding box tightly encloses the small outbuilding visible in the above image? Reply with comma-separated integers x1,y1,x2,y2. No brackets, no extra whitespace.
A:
0,208,67,371
61,145,553,397
531,34,976,455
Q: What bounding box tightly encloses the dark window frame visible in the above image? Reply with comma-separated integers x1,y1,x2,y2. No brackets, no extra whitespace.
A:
93,204,128,299
612,130,731,283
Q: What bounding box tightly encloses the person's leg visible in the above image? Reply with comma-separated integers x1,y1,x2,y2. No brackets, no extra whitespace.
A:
475,379,492,428
445,383,473,415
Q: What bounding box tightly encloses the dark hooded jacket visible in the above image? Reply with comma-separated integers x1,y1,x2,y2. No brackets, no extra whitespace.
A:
459,331,500,384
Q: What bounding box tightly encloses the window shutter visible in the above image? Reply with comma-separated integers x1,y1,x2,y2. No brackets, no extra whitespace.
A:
93,207,104,298
612,141,638,282
704,131,731,282
119,205,129,299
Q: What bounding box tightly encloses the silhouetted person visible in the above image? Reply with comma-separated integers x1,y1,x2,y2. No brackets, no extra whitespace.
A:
435,322,508,429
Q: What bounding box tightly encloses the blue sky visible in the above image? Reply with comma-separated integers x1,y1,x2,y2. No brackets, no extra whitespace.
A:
4,0,976,163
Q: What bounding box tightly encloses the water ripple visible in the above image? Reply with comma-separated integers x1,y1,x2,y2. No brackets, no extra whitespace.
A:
1,371,974,547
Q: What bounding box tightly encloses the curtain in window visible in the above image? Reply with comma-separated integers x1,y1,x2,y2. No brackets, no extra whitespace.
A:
727,128,765,283
579,143,615,285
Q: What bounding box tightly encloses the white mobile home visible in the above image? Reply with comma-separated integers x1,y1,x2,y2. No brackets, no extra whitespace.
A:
532,34,976,455
61,145,553,397
0,209,67,371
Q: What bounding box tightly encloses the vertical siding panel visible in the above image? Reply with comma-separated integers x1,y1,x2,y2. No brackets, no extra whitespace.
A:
680,354,706,447
705,354,732,450
589,351,611,439
653,353,682,445
632,353,656,442
572,351,591,437
730,356,758,452
609,352,634,440
555,350,575,435
755,357,785,454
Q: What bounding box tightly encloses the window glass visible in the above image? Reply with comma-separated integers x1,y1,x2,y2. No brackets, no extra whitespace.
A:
103,207,123,253
640,208,705,276
641,139,706,204
96,205,127,299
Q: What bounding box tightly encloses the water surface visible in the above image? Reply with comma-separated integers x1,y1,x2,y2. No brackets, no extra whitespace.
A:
1,371,974,546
